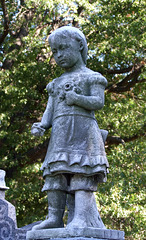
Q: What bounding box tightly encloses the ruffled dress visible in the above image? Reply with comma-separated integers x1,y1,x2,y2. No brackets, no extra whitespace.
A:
41,70,109,183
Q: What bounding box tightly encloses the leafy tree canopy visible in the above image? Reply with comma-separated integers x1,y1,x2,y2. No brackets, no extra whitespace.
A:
0,0,145,239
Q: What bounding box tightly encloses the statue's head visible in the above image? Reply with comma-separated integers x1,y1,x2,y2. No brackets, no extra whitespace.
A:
49,26,88,65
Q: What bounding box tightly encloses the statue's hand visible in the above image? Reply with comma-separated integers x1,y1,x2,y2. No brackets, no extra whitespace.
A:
31,122,45,136
66,91,77,106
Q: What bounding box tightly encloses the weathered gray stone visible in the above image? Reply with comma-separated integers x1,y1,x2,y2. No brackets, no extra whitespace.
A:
0,169,17,228
28,237,114,240
0,170,17,226
0,198,26,240
31,26,109,231
0,169,45,239
26,227,124,240
29,26,125,240
0,193,17,228
0,169,27,240
0,169,9,190
21,221,43,231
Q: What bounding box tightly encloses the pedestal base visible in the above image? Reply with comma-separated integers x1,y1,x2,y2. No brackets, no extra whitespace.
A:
26,227,124,240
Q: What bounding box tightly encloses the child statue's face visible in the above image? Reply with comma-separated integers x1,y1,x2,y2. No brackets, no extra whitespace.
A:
50,34,84,70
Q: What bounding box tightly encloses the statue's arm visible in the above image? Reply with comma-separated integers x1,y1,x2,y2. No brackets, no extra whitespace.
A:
31,96,53,136
40,96,53,129
66,84,105,111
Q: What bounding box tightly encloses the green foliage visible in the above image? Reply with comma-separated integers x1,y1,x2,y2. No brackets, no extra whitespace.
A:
96,139,145,239
0,0,145,239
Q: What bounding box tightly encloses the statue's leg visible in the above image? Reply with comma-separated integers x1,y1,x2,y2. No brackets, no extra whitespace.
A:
32,190,66,230
66,193,75,224
32,174,67,230
66,175,105,229
86,191,106,228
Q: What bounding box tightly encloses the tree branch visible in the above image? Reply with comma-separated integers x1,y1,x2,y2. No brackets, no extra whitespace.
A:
0,0,10,45
106,129,145,146
107,63,145,93
106,136,125,145
107,65,133,74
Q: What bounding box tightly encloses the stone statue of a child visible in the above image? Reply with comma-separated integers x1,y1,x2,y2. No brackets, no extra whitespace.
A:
31,26,109,230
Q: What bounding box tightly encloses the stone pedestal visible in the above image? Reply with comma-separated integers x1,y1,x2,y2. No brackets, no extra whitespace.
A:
26,228,124,240
27,239,122,240
0,170,27,240
0,196,27,240
0,170,44,240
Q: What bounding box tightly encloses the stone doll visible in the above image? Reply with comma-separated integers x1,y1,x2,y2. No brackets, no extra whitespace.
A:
31,26,109,230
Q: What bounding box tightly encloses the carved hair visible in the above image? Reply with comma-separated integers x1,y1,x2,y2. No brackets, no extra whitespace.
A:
49,26,88,64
